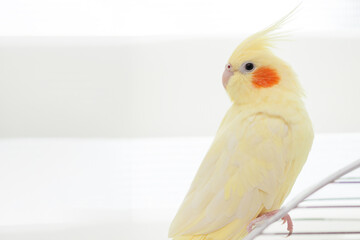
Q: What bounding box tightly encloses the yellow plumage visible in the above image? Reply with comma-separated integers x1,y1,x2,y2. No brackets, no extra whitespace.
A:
169,9,313,240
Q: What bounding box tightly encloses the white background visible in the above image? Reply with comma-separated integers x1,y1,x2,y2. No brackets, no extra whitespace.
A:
0,0,359,36
0,0,360,137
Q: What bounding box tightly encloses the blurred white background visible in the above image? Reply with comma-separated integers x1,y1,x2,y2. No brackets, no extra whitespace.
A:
1,0,360,240
0,0,360,137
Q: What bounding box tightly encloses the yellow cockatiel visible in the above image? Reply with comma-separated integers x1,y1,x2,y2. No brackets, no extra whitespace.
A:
169,10,314,240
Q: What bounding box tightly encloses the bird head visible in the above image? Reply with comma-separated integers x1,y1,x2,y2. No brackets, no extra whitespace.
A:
222,11,303,105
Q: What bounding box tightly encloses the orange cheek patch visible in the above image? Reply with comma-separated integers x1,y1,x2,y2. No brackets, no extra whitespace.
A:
252,67,280,88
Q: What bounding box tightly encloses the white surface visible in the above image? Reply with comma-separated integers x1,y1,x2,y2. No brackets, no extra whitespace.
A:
1,34,360,137
0,1,359,36
0,134,360,239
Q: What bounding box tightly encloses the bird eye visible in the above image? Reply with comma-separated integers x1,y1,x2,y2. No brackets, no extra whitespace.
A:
240,62,255,73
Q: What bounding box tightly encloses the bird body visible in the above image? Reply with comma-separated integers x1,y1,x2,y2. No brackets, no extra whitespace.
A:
169,10,314,240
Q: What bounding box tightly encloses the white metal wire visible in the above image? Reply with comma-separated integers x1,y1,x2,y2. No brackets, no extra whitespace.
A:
243,158,360,240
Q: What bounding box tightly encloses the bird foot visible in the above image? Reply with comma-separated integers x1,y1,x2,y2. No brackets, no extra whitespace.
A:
246,210,293,237
281,213,293,237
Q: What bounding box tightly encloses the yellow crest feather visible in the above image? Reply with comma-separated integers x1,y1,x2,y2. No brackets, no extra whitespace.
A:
235,5,299,53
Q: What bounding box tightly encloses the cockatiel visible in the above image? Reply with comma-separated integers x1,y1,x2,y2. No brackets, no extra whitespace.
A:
168,10,314,240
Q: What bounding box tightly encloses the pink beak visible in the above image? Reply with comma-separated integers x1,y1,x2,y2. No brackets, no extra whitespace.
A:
222,66,234,88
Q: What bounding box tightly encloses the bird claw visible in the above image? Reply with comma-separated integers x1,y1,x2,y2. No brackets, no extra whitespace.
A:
246,223,254,233
281,214,293,237
246,217,263,233
247,211,293,237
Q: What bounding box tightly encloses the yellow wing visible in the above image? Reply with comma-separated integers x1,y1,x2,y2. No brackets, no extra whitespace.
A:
169,112,294,239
